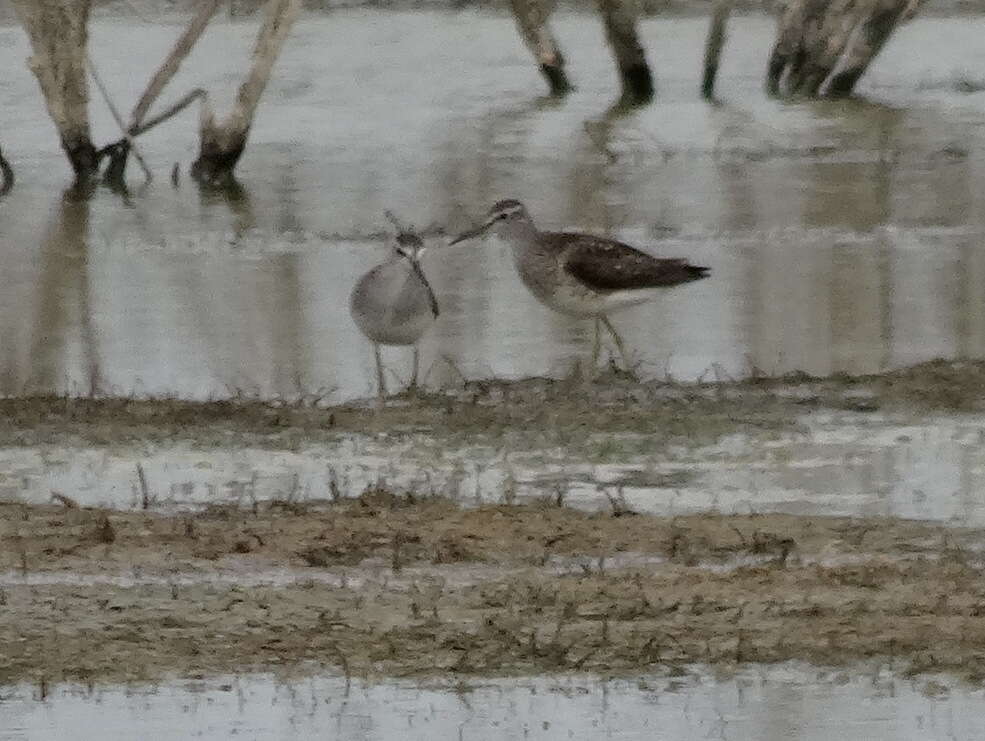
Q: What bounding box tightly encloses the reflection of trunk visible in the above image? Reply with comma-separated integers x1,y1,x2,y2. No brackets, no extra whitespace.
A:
509,0,571,97
597,0,653,105
12,0,97,182
30,189,100,395
0,146,13,197
270,254,304,396
191,0,301,186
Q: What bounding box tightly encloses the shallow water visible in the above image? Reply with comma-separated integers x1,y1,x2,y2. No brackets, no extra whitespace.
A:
5,409,985,525
2,664,984,741
1,11,985,400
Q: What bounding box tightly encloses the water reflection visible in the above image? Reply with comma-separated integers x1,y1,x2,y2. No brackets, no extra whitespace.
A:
0,14,984,401
3,665,983,741
20,190,100,396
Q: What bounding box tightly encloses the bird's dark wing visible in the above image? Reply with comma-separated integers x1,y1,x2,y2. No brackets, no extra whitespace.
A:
553,232,710,292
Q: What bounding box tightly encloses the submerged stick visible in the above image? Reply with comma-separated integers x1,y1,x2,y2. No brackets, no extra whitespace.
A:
86,53,153,181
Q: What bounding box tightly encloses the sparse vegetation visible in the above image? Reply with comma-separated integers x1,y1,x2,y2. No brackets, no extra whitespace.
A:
5,495,985,684
1,361,984,455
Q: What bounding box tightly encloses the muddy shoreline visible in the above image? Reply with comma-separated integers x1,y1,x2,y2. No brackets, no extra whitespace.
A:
4,362,985,686
5,494,985,686
3,360,984,451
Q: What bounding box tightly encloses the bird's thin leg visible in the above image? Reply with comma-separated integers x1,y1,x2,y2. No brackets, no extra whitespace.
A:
374,343,387,407
409,346,420,394
601,315,633,371
592,317,602,367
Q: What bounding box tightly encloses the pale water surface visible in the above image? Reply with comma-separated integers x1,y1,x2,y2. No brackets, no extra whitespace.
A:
5,411,985,524
3,665,985,741
1,12,985,400
5,12,985,738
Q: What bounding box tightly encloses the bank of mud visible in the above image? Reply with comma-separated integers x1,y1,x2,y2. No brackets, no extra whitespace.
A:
3,360,985,453
4,494,985,686
4,362,985,686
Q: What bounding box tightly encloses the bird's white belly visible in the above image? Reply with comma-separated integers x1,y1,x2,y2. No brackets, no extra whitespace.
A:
523,274,656,318
510,241,656,318
355,307,434,346
350,262,436,346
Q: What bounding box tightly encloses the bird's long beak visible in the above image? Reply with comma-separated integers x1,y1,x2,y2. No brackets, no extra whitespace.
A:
449,220,492,245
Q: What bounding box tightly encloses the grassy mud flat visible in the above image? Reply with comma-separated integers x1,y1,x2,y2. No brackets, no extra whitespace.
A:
3,360,985,452
5,494,985,686
4,360,985,686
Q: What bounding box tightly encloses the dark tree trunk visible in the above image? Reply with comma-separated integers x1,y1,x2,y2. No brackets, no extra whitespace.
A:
191,0,300,186
508,0,572,97
191,124,250,186
0,147,13,197
824,0,912,96
597,0,654,106
707,0,924,100
13,0,98,183
768,0,926,98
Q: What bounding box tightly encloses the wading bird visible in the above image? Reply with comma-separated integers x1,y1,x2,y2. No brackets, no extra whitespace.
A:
349,223,439,405
450,199,709,370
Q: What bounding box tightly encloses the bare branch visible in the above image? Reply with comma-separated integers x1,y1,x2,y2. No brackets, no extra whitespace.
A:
128,0,222,132
87,53,153,181
130,88,208,138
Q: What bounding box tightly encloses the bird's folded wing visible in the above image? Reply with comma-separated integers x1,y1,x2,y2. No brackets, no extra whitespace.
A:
560,234,709,291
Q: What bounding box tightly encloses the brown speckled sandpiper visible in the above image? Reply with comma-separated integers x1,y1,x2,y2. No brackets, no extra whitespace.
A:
450,199,709,368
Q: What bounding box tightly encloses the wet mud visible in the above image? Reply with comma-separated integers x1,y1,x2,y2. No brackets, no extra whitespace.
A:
3,359,985,453
5,482,985,686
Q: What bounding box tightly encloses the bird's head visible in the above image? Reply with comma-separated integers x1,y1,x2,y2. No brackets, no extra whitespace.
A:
449,199,533,244
393,231,426,261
